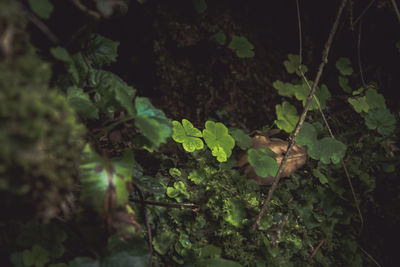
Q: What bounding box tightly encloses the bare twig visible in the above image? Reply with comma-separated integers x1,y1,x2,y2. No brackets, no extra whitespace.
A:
360,246,382,267
308,239,325,261
18,3,59,44
132,185,154,267
357,21,366,87
253,0,348,230
71,0,101,19
391,0,400,24
130,198,200,209
352,0,376,27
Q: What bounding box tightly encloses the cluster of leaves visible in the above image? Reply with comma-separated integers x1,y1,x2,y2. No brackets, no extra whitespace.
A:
172,119,235,162
4,1,399,267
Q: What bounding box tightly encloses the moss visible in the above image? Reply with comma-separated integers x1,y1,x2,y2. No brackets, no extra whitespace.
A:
0,2,85,221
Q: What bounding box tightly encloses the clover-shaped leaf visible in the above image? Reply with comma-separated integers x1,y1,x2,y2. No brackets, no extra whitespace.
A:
364,108,396,136
335,57,353,76
230,128,252,150
297,122,318,147
248,147,278,178
228,36,255,58
166,181,189,202
272,80,296,97
348,88,386,113
308,137,347,164
172,119,203,152
203,121,235,162
338,76,352,93
134,97,172,147
275,101,299,133
23,245,50,267
283,54,308,75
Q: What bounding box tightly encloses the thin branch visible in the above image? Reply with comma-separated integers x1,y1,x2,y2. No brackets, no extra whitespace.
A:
132,185,154,267
296,0,302,66
18,3,59,44
357,21,366,87
308,239,325,261
130,198,200,209
360,246,382,267
391,0,400,24
253,0,348,230
352,0,376,27
71,0,101,19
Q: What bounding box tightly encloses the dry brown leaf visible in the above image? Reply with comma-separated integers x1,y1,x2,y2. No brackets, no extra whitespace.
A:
236,135,307,185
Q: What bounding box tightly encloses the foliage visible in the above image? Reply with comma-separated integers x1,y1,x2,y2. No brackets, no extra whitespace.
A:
247,147,278,177
27,0,54,19
172,119,204,152
2,2,399,267
283,54,308,75
228,36,255,58
274,101,299,133
203,121,235,162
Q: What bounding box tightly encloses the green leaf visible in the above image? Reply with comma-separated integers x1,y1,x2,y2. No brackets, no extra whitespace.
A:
224,199,246,227
166,181,189,202
248,147,278,178
338,76,352,93
348,95,368,113
80,145,134,214
48,264,68,267
297,122,317,147
199,245,222,259
17,222,67,259
272,80,296,98
153,231,175,255
102,251,149,267
188,169,207,185
192,0,207,14
348,88,386,113
27,0,54,19
172,119,203,152
335,57,353,76
275,101,299,133
308,137,347,164
365,88,386,110
23,245,50,267
67,86,99,119
214,32,226,45
169,168,181,178
68,257,99,267
312,169,328,184
50,47,73,63
87,34,119,67
364,108,396,136
230,128,252,150
196,257,243,267
203,121,235,162
283,54,308,75
228,36,255,58
134,97,172,147
294,82,331,110
90,70,136,115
